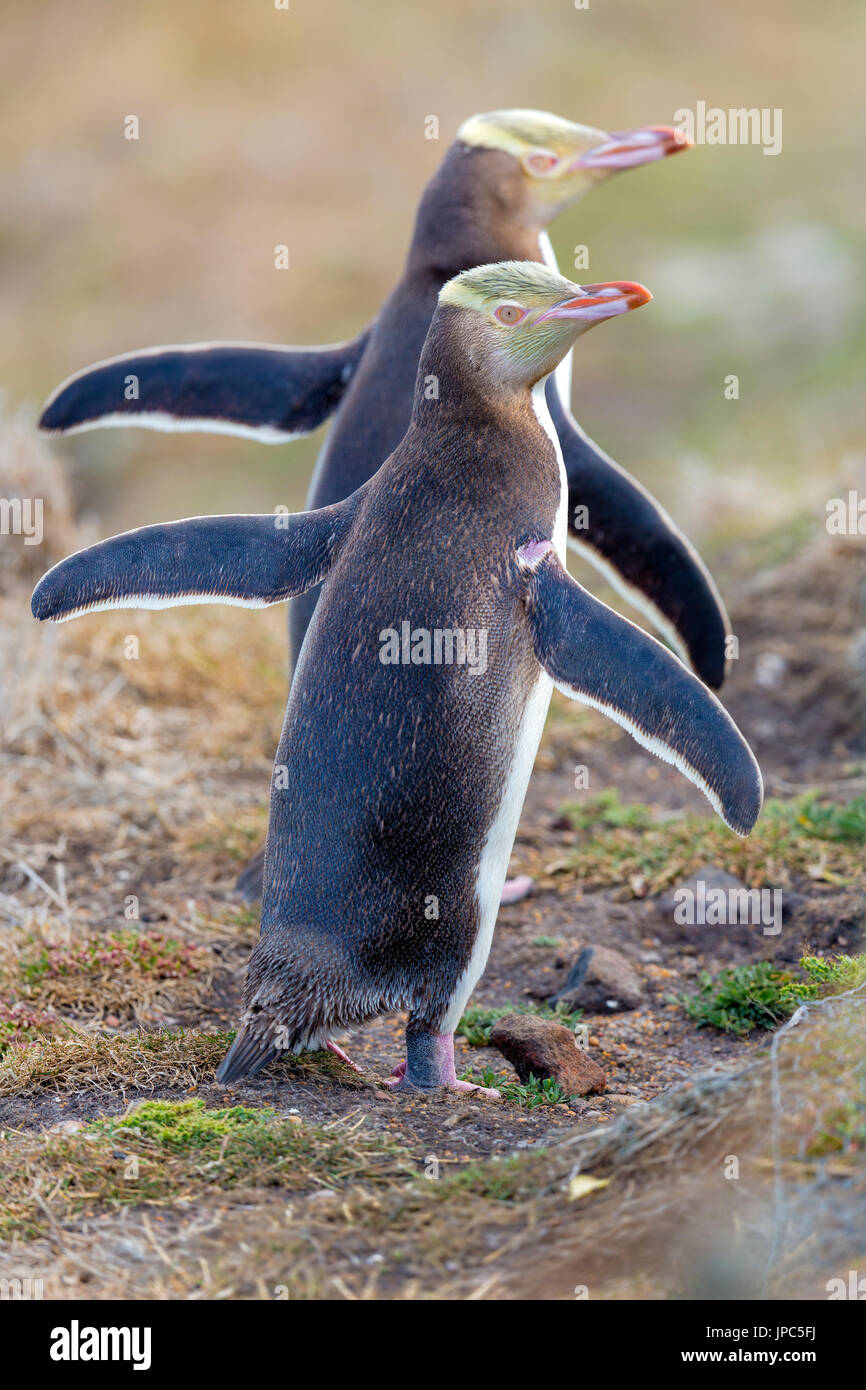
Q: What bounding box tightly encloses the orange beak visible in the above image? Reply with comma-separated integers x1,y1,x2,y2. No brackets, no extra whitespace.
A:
573,125,692,171
537,281,653,325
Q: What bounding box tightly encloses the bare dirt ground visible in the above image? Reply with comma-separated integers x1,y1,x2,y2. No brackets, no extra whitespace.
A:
1,508,864,1299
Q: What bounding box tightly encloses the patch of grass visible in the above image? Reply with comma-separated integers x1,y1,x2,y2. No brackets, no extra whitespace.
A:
681,953,866,1035
0,1028,370,1099
0,1097,410,1242
551,792,866,895
807,1100,866,1157
532,936,561,948
459,1064,573,1109
457,1000,582,1048
560,790,656,831
20,931,204,988
443,1155,547,1202
6,930,215,1026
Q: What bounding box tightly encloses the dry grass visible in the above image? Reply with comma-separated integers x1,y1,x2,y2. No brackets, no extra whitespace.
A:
0,1029,373,1102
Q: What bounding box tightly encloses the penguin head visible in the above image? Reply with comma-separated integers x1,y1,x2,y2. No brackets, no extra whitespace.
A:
438,260,652,388
457,109,690,224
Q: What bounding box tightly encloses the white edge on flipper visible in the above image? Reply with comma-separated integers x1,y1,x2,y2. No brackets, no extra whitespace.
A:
552,674,762,836
40,337,362,443
43,412,305,445
32,513,291,623
48,591,274,625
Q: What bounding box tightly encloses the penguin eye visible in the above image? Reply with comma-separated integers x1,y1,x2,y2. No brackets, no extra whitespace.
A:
523,149,559,178
495,303,527,326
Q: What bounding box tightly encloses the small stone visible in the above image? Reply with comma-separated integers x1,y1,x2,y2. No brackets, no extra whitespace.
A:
489,1014,606,1095
49,1119,84,1135
554,945,644,1013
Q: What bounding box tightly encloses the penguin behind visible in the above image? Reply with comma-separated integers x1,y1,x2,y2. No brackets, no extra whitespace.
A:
37,111,723,696
32,262,762,1096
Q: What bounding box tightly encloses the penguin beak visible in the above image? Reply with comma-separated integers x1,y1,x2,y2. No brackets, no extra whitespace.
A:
573,125,691,171
537,281,652,325
215,1026,279,1085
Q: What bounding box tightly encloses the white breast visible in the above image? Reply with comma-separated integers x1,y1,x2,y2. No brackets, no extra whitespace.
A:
439,376,568,1033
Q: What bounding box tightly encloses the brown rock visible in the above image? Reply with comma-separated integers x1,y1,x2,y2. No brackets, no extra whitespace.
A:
554,944,644,1013
489,1013,606,1096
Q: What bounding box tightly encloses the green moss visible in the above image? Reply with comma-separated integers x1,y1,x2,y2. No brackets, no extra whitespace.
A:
19,931,203,985
103,1097,274,1151
443,1155,543,1202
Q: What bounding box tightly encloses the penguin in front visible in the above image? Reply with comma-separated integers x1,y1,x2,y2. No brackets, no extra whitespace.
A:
39,109,721,904
32,262,763,1094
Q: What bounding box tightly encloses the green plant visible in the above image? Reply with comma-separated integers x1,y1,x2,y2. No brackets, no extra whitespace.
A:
682,961,797,1034
459,1064,572,1108
781,953,866,1004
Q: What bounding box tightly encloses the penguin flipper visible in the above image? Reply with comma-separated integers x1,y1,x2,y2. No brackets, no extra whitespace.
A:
31,496,363,624
39,328,373,442
521,542,762,836
546,379,730,690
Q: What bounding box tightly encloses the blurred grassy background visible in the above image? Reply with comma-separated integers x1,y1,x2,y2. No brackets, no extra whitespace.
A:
1,0,864,558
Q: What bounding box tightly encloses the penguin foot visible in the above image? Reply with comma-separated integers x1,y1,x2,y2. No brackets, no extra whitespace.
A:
381,1068,500,1099
500,874,533,906
380,1035,500,1097
326,1039,364,1073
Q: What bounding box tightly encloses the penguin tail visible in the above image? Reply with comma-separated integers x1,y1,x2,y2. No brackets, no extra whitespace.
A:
215,1027,278,1085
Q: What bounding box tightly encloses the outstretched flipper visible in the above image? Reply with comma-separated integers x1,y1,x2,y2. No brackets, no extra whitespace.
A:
32,493,365,624
519,541,761,836
39,327,372,442
547,378,730,690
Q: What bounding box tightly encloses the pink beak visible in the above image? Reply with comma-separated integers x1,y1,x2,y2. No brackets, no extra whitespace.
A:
537,281,653,325
574,125,692,171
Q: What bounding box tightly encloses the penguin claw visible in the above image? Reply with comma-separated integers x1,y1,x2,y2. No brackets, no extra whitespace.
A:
451,1079,502,1099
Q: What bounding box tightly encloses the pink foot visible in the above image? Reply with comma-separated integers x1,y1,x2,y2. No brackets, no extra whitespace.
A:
500,874,533,906
326,1039,363,1073
380,1036,500,1097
